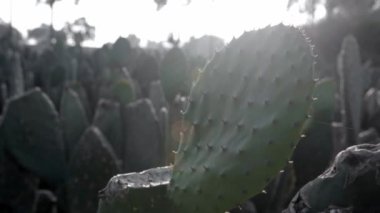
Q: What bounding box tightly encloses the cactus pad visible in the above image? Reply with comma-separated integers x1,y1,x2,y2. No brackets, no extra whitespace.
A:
160,47,189,102
0,88,66,184
124,99,164,172
168,24,315,212
93,99,124,165
60,87,88,159
109,79,136,105
67,126,120,213
97,166,173,213
337,35,363,146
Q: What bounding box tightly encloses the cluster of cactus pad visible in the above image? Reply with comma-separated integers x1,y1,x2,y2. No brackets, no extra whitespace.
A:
3,19,380,213
98,24,316,213
0,34,182,212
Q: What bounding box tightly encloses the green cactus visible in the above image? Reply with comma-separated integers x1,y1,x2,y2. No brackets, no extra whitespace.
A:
97,166,173,213
148,80,167,114
60,87,89,159
160,47,189,102
0,83,7,113
124,99,164,172
158,107,172,164
109,79,136,105
0,153,39,213
286,143,380,212
67,126,120,213
168,24,315,212
93,99,124,166
8,52,24,97
293,78,335,188
110,37,133,68
149,80,171,163
0,88,66,184
33,190,58,213
132,52,160,96
98,69,137,106
66,82,92,121
337,35,363,146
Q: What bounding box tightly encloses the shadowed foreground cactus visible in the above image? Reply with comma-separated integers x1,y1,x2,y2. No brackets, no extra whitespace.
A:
98,24,316,213
97,166,172,213
285,143,380,213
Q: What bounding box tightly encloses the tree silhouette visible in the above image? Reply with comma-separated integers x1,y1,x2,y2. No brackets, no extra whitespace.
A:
36,0,62,30
64,17,95,47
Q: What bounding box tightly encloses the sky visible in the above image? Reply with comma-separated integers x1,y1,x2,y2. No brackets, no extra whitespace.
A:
0,0,326,46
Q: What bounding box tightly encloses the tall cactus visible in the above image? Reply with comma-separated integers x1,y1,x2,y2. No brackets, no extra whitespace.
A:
160,47,189,102
337,35,363,146
60,87,89,159
148,80,167,114
93,99,124,166
66,82,92,121
132,52,159,96
169,24,315,212
8,52,24,97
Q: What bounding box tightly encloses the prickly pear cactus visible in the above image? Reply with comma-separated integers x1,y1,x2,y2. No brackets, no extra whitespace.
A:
132,52,159,96
8,52,24,97
66,82,92,121
0,83,7,113
98,69,136,106
93,99,124,165
109,79,136,105
160,47,189,102
158,107,172,164
337,35,363,146
110,37,133,68
286,143,380,212
149,80,167,114
0,153,39,213
60,87,88,159
67,126,120,213
168,24,315,212
0,88,66,184
293,78,335,189
124,99,164,172
97,166,173,213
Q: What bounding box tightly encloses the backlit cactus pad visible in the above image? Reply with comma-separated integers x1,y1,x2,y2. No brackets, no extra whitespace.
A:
169,24,316,212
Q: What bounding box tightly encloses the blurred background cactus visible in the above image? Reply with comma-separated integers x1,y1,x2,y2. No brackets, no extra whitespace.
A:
2,0,380,212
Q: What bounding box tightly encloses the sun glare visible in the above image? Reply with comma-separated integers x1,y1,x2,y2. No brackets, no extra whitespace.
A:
0,0,308,46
